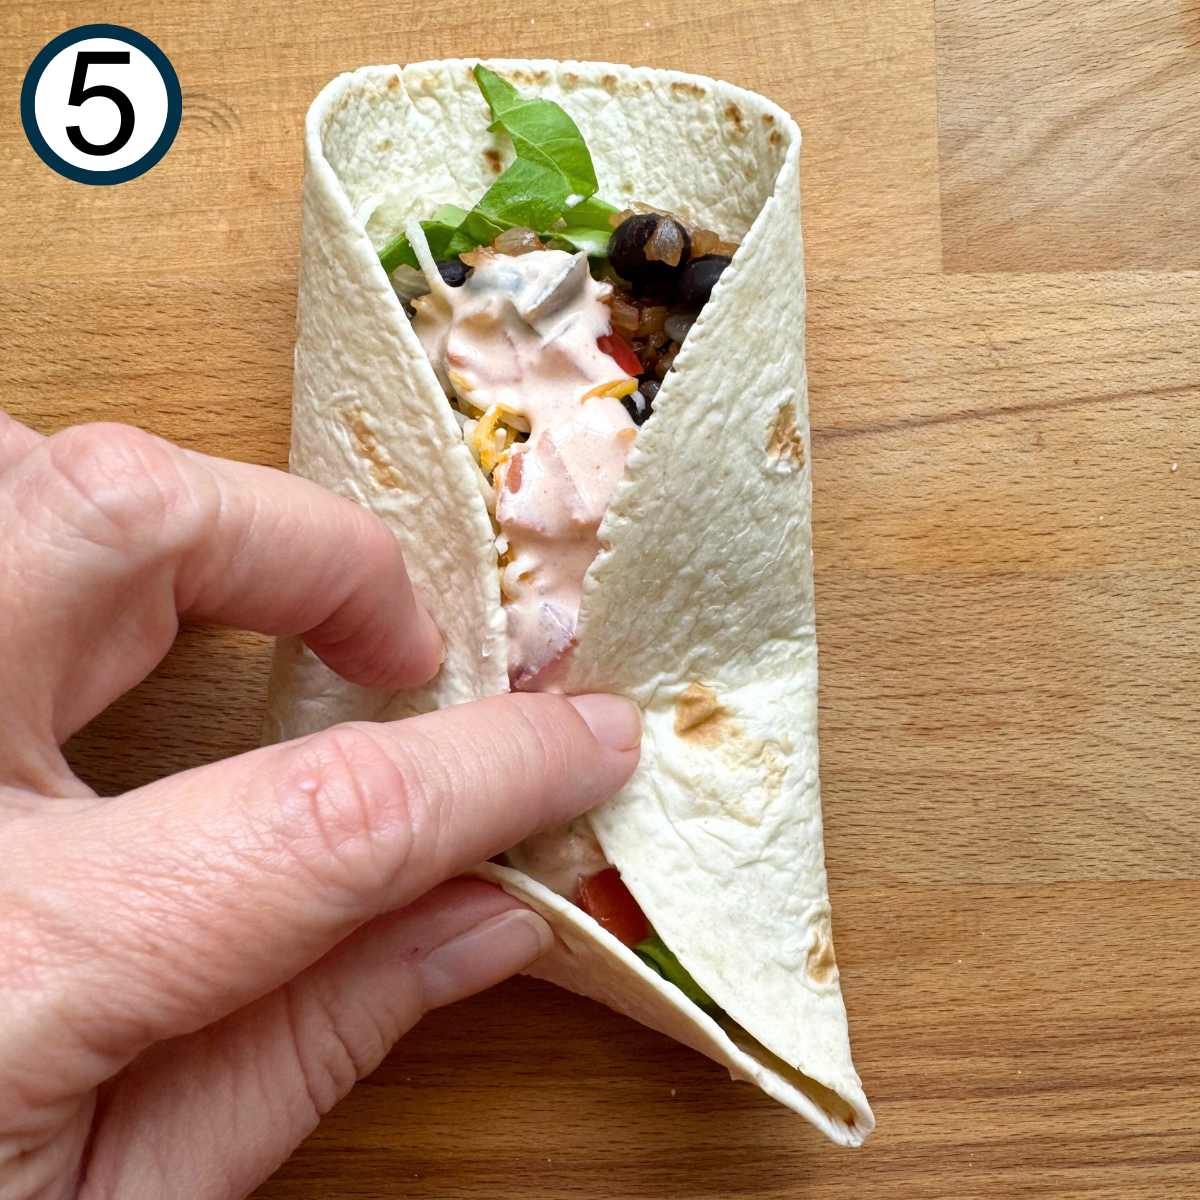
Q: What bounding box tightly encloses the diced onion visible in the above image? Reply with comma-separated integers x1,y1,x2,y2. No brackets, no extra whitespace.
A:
643,219,686,267
638,305,669,335
610,295,640,336
493,227,545,256
664,314,694,343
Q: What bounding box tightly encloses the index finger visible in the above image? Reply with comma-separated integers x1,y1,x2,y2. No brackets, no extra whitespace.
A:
0,423,443,746
2,691,641,1102
0,411,42,473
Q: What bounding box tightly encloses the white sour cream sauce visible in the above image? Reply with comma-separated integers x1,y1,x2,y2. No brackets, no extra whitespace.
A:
412,246,637,691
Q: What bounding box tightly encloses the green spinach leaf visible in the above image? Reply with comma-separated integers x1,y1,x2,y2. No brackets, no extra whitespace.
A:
635,934,724,1016
378,66,614,275
473,64,598,197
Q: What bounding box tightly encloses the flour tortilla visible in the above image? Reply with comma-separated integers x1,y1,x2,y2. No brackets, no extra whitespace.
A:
264,59,872,1145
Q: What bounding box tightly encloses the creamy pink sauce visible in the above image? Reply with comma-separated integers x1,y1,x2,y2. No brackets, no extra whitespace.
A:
503,817,609,899
412,247,636,690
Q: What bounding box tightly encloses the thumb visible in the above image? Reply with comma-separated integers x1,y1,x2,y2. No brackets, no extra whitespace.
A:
79,880,552,1200
1,692,639,1112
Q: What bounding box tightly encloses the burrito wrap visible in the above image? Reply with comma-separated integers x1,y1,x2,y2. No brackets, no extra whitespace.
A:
265,58,873,1145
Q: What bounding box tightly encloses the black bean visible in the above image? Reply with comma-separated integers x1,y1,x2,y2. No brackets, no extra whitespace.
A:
436,258,470,287
621,378,658,426
608,214,691,294
678,254,731,308
620,391,646,425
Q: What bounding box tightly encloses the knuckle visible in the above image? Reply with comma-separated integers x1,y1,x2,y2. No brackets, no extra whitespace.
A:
355,506,400,562
0,874,66,997
322,490,398,576
284,981,395,1120
44,423,196,548
271,724,422,899
503,693,570,783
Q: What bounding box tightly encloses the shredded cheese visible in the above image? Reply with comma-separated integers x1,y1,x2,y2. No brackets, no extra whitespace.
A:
447,370,475,402
581,378,638,403
472,405,519,475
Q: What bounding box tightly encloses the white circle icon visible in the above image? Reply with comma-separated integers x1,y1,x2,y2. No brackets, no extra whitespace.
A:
34,38,168,173
21,25,182,185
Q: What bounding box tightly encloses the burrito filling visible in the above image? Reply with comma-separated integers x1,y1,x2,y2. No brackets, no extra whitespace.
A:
410,243,636,692
391,68,740,690
381,64,739,1018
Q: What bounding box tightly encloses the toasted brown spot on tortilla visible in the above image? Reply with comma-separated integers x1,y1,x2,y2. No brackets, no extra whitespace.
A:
767,401,806,469
671,80,706,98
601,73,618,93
754,741,788,799
534,69,549,84
674,683,732,746
484,147,502,173
717,736,788,826
563,72,580,88
762,112,775,126
387,75,401,91
724,103,744,131
769,128,783,148
807,931,838,985
342,406,403,490
675,689,790,821
804,1076,855,1123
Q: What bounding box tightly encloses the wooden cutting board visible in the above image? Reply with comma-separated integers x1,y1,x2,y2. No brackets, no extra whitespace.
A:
3,1,1197,1196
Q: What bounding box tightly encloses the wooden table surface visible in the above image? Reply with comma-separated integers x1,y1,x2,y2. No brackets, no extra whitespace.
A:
4,1,1198,1196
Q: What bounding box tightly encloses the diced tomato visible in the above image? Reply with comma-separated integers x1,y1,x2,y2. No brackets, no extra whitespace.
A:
596,332,642,378
577,867,651,947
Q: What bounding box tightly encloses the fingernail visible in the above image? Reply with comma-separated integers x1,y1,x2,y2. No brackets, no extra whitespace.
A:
413,605,447,675
418,910,554,1011
567,694,642,752
427,610,448,666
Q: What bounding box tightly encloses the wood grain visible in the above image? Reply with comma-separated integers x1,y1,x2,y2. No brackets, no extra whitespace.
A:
256,882,1200,1200
0,0,940,282
810,271,1200,887
1,0,1198,1197
937,0,1200,272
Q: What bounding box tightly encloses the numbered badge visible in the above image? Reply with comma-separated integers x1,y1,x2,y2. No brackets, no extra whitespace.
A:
21,24,182,185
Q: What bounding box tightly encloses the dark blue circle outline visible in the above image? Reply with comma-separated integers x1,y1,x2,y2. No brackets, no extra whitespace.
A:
20,24,182,186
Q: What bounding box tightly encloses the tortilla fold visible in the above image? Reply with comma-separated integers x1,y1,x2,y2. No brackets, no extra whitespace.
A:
264,59,872,1145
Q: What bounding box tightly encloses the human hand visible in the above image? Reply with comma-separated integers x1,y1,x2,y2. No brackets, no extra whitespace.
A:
0,416,641,1199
